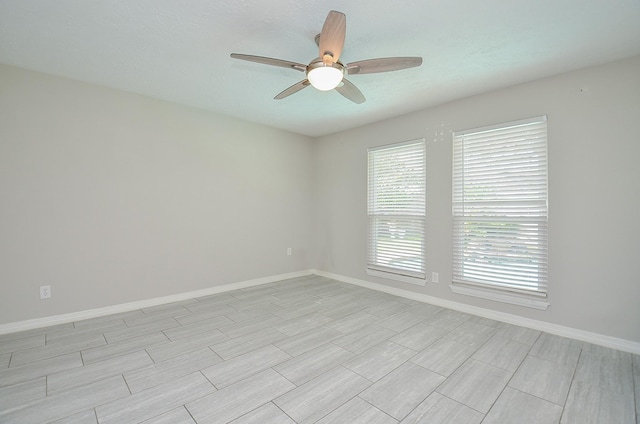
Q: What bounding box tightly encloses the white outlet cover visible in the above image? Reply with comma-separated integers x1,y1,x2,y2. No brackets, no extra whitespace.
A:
40,285,51,299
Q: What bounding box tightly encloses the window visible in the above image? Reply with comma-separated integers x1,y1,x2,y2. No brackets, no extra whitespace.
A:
452,116,548,309
367,139,426,284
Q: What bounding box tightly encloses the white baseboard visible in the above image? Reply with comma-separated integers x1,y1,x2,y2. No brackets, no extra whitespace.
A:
0,269,314,336
313,270,640,355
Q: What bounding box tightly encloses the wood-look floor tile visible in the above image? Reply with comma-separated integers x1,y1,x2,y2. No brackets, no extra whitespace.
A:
390,321,446,351
274,327,343,357
43,330,108,348
273,313,333,337
360,362,444,420
202,344,289,388
0,334,44,355
274,366,371,424
81,332,168,364
0,375,129,424
49,409,98,424
573,349,634,394
103,317,180,343
224,304,284,323
210,327,287,360
422,309,471,331
410,337,477,377
187,294,236,312
325,311,379,333
364,300,411,318
46,321,126,342
467,315,505,329
271,303,323,320
0,352,82,388
0,323,74,343
319,302,367,320
316,397,397,424
376,310,429,332
162,315,233,341
139,406,195,424
332,324,396,354
71,311,139,329
146,329,227,362
494,324,541,346
229,402,296,424
561,381,635,424
124,347,222,393
10,334,106,366
399,392,483,424
509,355,576,405
443,321,496,349
48,350,153,394
141,299,198,314
471,335,530,372
436,359,511,414
344,340,416,382
187,369,295,424
0,377,46,413
0,352,10,368
484,387,563,424
177,304,237,324
218,314,285,338
124,305,191,326
226,297,277,312
96,372,215,424
274,343,354,385
529,333,582,366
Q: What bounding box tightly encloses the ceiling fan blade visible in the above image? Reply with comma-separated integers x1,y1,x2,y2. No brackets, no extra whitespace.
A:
230,53,306,72
346,57,423,75
318,10,346,63
274,80,311,100
335,78,365,104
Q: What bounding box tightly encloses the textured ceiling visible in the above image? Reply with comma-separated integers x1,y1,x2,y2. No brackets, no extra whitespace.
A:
1,0,639,137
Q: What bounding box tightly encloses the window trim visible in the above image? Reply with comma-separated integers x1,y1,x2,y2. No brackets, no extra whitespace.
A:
451,116,549,309
367,138,426,286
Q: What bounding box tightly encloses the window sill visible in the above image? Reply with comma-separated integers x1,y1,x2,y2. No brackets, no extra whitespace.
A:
367,268,426,286
450,283,549,310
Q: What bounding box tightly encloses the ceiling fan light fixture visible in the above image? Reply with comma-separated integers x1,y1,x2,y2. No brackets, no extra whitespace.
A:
307,60,344,91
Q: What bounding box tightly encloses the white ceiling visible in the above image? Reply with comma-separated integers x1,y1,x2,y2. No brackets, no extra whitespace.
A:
1,1,639,137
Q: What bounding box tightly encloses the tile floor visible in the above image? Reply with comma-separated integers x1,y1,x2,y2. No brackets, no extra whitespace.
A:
0,275,638,423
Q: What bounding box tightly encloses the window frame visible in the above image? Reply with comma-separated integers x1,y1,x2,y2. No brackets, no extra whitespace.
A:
451,116,549,309
367,138,426,285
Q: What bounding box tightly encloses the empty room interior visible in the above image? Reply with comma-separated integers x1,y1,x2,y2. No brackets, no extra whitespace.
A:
1,1,639,423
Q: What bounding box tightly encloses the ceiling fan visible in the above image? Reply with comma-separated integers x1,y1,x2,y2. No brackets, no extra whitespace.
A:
230,10,422,104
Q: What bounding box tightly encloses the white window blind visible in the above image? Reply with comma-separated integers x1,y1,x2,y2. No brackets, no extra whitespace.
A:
368,139,426,281
452,116,548,301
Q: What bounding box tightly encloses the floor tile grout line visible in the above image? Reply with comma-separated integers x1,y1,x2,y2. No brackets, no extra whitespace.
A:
557,344,584,424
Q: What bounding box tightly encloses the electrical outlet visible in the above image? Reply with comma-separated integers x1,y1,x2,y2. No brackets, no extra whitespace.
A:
431,272,439,283
287,247,292,256
40,285,51,299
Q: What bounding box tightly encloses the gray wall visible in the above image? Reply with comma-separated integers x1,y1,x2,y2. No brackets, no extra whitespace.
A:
314,56,640,343
0,64,314,324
